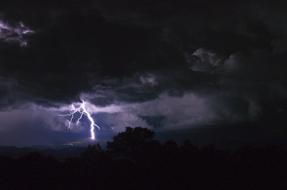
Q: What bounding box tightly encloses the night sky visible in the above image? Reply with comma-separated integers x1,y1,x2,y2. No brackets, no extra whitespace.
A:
0,0,287,146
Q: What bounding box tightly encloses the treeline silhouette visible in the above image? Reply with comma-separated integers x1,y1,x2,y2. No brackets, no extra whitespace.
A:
1,127,287,190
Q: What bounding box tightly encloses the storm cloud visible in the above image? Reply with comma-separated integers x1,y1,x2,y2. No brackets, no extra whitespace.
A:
0,0,286,145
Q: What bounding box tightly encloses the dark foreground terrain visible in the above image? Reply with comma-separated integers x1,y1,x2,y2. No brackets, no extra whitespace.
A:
1,127,287,190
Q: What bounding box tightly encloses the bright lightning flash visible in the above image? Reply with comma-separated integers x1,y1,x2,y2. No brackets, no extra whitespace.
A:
60,100,100,140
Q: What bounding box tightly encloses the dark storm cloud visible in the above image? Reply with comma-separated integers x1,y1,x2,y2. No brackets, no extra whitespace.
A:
0,0,286,126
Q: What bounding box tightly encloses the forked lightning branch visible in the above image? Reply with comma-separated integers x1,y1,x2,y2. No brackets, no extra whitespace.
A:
60,100,100,140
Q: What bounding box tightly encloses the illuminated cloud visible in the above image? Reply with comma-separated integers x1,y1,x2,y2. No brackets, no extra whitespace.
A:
139,73,158,86
0,20,34,47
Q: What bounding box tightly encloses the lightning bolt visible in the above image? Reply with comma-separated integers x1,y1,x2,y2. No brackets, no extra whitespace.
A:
60,100,100,140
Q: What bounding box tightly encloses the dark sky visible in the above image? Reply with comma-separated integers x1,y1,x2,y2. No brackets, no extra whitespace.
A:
0,0,287,146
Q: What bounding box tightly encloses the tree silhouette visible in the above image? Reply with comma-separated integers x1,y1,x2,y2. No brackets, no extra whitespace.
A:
107,127,154,154
1,128,287,190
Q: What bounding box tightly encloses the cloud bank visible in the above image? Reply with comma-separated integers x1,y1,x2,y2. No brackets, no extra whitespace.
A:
0,0,286,145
